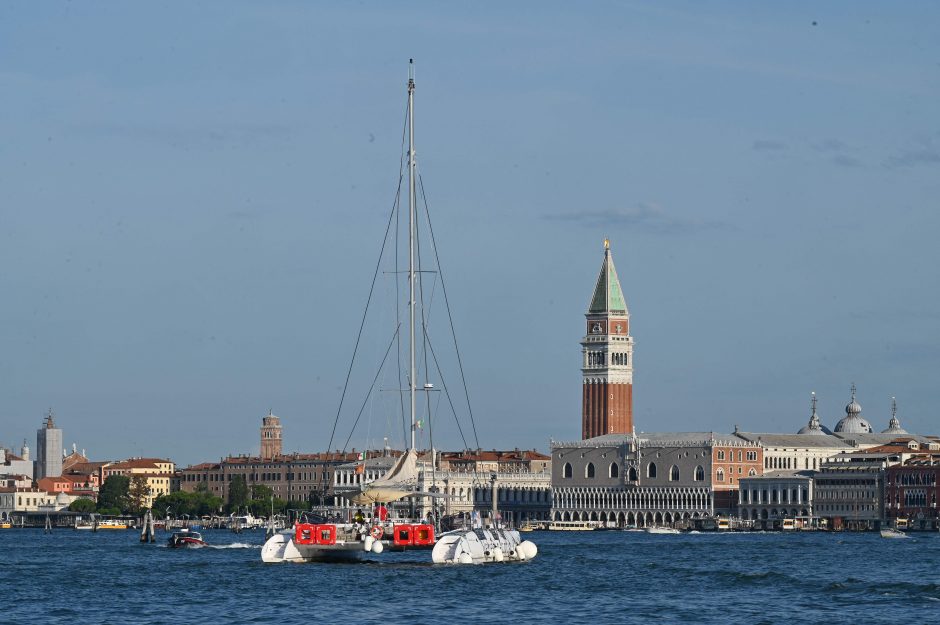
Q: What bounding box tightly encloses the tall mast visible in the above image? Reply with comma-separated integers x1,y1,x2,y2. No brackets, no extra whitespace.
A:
408,59,417,452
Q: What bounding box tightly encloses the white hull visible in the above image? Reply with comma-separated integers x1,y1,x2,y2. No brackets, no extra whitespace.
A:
880,528,909,539
645,527,680,534
431,528,537,564
262,529,373,563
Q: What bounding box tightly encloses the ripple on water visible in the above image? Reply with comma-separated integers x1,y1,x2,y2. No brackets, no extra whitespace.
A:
2,529,939,624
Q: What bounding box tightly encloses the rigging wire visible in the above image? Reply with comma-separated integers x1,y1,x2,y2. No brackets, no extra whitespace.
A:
342,325,401,453
325,100,409,455
413,188,437,486
418,173,480,449
424,330,470,449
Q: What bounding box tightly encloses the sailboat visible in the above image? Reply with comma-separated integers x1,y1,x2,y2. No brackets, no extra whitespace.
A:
261,62,535,564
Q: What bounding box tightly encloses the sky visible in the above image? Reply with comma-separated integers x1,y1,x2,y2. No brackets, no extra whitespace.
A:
1,2,939,466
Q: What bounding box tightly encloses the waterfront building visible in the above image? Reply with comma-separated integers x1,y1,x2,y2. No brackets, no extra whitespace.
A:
35,410,63,480
732,430,853,472
738,470,815,528
551,433,762,527
178,451,359,504
581,241,634,439
0,487,66,520
813,445,905,531
103,458,174,509
885,452,940,531
0,442,34,480
814,465,885,531
438,449,551,474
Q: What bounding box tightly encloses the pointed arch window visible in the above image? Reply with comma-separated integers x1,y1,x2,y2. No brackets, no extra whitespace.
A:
586,463,596,478
716,468,725,482
628,466,638,482
669,465,680,481
563,463,572,479
647,462,657,479
609,462,619,478
694,466,705,481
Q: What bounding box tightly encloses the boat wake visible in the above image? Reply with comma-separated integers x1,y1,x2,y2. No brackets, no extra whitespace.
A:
211,543,261,549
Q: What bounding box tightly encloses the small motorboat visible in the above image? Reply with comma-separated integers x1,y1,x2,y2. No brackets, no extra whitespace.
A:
879,528,909,539
645,527,680,534
168,529,207,548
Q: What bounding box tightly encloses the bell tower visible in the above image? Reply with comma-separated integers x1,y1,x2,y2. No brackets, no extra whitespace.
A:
260,410,282,460
581,240,633,439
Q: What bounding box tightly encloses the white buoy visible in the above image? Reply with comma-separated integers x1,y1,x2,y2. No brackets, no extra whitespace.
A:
458,552,473,565
364,535,375,552
371,539,384,554
519,540,538,560
493,547,504,562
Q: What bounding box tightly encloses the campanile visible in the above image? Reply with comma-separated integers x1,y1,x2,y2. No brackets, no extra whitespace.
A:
581,240,634,439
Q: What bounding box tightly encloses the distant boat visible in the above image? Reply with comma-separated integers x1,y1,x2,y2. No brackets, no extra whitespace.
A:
0,521,11,529
645,527,680,535
548,520,597,531
97,519,129,530
880,528,909,539
168,529,208,548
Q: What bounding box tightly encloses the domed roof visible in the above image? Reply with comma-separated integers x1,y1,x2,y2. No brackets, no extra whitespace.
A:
798,392,828,435
833,385,873,434
881,397,908,434
55,491,70,505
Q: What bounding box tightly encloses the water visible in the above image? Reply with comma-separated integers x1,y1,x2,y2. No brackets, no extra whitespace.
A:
2,529,938,624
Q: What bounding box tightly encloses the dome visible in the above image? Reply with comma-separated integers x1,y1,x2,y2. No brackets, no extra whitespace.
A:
834,415,873,434
833,386,872,434
798,392,830,435
833,384,873,434
882,397,908,434
55,492,70,505
798,422,828,435
798,412,828,435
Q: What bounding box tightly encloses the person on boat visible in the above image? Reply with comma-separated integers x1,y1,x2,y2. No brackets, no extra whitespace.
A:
353,509,365,524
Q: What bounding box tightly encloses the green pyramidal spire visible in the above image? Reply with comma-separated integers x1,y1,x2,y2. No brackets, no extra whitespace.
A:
588,240,628,315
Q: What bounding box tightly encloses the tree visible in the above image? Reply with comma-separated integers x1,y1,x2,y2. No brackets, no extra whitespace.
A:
154,490,223,519
228,475,249,512
68,498,97,513
250,484,273,502
128,475,151,514
98,475,130,514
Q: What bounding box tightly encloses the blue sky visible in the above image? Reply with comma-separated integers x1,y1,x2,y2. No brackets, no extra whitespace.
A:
1,2,938,465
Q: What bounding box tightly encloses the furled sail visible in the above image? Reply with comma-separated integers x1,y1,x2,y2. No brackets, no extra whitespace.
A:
347,449,419,504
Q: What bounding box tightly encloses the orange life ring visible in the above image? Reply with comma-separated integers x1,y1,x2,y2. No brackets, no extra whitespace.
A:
370,525,384,540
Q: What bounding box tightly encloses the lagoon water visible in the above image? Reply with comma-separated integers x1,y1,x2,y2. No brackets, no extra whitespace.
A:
3,528,938,624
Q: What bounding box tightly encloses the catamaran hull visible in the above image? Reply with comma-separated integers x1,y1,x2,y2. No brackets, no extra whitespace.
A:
261,531,370,563
431,528,537,564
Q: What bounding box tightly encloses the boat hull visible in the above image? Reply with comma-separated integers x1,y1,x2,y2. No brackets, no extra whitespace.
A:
431,528,537,564
262,530,369,563
168,537,207,548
